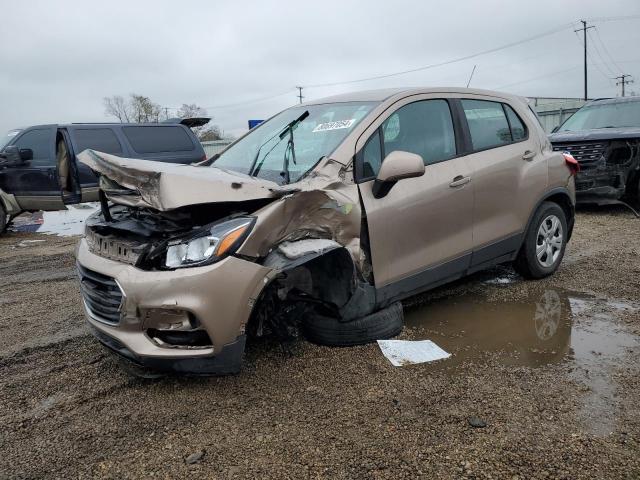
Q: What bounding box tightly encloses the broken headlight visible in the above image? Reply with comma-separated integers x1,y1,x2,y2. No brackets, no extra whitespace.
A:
165,217,254,269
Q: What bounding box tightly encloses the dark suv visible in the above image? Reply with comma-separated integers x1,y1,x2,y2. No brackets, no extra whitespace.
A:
548,97,640,205
0,121,207,232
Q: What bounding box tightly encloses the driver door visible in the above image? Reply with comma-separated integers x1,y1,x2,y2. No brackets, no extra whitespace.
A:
0,126,64,211
356,95,474,302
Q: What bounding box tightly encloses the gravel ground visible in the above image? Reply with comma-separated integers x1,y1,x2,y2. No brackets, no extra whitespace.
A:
0,206,639,479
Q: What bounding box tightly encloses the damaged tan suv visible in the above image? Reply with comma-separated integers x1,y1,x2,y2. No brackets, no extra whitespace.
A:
76,88,577,374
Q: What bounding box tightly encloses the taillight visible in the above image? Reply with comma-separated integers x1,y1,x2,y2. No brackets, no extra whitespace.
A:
563,152,580,175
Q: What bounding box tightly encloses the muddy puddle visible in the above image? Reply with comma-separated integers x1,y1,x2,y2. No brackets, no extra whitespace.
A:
404,287,639,435
10,203,98,236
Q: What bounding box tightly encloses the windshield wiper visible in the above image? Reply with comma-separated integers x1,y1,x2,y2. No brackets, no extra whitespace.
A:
248,110,309,180
279,110,309,184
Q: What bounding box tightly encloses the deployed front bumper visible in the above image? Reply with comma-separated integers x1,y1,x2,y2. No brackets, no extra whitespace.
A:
76,238,273,374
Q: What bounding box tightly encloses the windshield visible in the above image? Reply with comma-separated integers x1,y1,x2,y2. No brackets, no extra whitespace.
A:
559,101,640,132
212,102,378,184
0,129,21,150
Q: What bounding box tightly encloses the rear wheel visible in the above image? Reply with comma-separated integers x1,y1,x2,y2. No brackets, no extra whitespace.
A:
514,202,567,279
302,302,404,347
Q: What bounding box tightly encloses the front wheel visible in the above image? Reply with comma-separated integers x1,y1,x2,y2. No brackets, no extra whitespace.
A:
514,202,568,279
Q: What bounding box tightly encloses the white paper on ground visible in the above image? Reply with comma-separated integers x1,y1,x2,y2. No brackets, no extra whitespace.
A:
377,339,451,366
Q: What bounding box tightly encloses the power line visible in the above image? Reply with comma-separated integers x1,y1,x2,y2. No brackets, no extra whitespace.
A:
586,14,640,23
572,29,616,86
157,16,640,116
593,26,625,73
496,65,581,90
586,29,617,76
303,22,575,88
200,90,296,110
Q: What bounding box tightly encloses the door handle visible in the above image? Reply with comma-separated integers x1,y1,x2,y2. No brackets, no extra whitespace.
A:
449,175,471,188
522,150,537,161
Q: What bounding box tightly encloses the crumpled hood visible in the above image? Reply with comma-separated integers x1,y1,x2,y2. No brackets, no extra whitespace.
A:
78,150,282,210
549,126,640,143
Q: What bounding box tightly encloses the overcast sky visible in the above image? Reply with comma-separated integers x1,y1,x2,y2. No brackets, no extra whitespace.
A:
1,0,639,137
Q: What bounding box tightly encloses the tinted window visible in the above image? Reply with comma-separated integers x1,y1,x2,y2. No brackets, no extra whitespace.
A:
383,100,455,166
362,130,382,178
504,105,527,141
123,126,195,154
462,99,512,150
14,129,53,166
74,128,123,155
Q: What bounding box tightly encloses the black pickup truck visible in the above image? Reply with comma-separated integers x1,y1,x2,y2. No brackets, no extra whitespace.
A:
0,120,208,232
548,97,640,205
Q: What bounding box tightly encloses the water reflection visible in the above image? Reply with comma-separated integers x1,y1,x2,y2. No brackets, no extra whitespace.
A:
404,288,573,367
404,288,639,435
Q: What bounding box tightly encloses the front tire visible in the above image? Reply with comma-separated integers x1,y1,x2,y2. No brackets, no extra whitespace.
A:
302,302,404,347
0,203,7,233
514,202,568,279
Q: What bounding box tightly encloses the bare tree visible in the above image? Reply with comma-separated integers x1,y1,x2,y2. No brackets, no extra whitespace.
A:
177,103,207,119
103,94,164,123
129,94,162,123
103,95,130,122
103,96,223,140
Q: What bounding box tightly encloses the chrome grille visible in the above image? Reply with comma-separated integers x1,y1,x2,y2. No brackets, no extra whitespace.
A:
552,141,608,170
77,264,123,325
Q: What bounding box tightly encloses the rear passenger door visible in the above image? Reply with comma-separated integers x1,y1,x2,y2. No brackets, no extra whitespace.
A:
356,96,474,301
458,97,547,266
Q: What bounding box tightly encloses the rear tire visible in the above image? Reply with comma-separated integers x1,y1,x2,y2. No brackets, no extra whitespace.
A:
302,302,404,347
514,202,568,279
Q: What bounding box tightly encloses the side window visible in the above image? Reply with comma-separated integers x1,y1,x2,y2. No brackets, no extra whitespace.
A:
13,129,53,166
382,100,456,166
123,126,195,154
362,130,382,178
504,105,527,141
461,99,512,150
74,128,123,155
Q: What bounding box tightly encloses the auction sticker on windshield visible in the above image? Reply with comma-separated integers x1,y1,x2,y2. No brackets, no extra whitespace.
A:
313,119,356,132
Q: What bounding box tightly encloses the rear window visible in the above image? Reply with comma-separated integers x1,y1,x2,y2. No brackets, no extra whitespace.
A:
74,128,123,155
122,126,195,154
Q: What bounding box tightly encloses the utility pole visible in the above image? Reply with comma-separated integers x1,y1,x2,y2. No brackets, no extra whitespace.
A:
614,74,634,97
575,20,594,101
296,86,304,104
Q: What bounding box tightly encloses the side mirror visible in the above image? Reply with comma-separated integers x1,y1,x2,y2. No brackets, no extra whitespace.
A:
19,148,33,161
1,145,25,167
372,150,425,199
551,125,560,133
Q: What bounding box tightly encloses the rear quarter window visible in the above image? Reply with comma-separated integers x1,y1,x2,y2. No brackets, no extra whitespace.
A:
122,126,195,154
73,128,123,155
